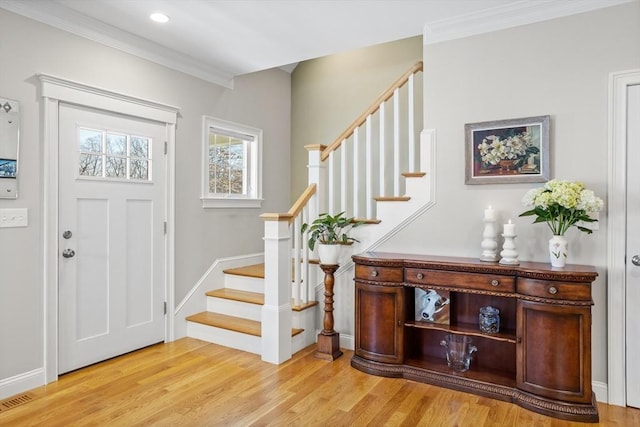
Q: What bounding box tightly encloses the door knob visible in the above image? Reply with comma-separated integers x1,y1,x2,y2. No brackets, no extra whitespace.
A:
62,249,75,258
62,230,72,239
632,255,640,266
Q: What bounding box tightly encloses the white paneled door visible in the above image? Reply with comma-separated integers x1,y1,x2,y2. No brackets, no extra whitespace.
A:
58,103,166,374
627,83,640,408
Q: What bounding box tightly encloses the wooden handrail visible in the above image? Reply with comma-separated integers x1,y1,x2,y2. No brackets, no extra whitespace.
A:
261,184,317,224
321,61,423,161
288,184,317,221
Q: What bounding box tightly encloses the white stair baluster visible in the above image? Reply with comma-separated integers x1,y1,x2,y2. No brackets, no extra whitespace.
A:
365,115,373,219
408,74,415,173
328,152,335,216
379,102,386,197
353,127,360,219
393,88,400,196
340,140,347,214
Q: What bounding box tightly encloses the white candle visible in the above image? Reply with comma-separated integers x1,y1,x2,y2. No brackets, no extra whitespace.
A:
484,205,495,221
504,219,516,236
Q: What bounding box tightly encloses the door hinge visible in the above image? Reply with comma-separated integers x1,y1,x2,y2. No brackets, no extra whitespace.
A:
164,221,167,234
164,301,167,315
164,141,168,155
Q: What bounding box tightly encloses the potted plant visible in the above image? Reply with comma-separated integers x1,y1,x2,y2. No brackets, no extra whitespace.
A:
301,212,363,265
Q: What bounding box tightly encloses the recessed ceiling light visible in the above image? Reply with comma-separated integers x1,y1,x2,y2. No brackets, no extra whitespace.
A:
150,12,170,23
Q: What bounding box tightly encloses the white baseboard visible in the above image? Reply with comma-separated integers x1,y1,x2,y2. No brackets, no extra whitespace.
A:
592,381,608,403
0,368,45,401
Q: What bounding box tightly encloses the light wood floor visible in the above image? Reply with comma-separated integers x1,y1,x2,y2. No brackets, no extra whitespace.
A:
1,338,639,426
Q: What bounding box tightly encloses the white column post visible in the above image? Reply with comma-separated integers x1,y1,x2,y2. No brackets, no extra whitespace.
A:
260,215,293,364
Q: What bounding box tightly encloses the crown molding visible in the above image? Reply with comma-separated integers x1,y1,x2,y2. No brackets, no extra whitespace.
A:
0,0,235,88
424,0,635,45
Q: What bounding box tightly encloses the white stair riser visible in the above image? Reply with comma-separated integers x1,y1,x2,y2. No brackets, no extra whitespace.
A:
224,274,264,292
187,321,261,355
206,297,262,322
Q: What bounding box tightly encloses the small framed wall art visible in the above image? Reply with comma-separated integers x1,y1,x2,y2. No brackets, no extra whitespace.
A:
465,115,550,184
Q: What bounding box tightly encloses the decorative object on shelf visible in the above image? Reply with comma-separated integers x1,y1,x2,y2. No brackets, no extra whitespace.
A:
520,179,604,268
480,205,499,262
440,334,477,373
479,306,500,334
499,220,519,265
301,211,363,265
315,264,342,361
465,115,550,184
415,288,450,324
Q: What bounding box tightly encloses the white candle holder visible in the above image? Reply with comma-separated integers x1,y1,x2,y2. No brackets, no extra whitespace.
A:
480,217,499,262
499,232,519,265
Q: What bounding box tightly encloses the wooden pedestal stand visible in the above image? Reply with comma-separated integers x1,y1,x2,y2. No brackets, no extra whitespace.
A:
315,264,343,361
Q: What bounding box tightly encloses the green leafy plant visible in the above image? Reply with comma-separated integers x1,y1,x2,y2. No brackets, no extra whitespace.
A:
300,212,363,250
519,179,603,235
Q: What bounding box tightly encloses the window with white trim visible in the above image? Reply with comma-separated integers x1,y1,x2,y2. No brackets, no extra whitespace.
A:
202,116,262,208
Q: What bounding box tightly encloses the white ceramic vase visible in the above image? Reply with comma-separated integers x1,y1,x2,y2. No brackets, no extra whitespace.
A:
549,235,568,268
318,243,341,265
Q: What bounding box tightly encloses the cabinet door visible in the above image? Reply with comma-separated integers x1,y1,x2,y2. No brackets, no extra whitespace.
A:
355,281,404,364
517,300,592,403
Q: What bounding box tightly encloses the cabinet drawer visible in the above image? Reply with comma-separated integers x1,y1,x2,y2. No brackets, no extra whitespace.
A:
355,265,403,282
517,278,591,301
406,268,515,293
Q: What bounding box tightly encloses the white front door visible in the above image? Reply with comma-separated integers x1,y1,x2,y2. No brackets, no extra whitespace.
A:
58,103,167,374
626,83,640,408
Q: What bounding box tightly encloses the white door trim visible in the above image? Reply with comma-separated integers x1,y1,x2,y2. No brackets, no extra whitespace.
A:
39,74,179,383
607,68,640,406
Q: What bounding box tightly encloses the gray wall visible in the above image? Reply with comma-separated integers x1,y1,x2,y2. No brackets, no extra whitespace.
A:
0,9,290,383
290,36,423,200
378,2,640,386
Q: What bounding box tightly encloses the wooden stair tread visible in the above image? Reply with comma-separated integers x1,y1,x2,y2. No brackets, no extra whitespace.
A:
223,263,265,279
353,218,382,224
402,172,426,178
206,288,264,305
292,301,319,312
187,312,302,337
374,196,411,202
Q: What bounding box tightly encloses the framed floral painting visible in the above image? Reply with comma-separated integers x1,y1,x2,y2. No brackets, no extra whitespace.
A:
465,115,550,184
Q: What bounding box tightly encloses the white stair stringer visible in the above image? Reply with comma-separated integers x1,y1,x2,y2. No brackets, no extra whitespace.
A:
292,307,317,353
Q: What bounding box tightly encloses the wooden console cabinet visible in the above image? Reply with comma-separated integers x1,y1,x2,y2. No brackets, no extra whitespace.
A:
352,252,599,422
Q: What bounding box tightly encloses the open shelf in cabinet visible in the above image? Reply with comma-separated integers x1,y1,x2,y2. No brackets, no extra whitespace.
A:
404,355,517,388
405,320,516,343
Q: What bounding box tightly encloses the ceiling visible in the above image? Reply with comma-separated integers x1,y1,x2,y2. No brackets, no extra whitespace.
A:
0,0,631,88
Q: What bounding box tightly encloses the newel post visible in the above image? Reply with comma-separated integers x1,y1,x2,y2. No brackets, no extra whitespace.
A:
260,214,293,364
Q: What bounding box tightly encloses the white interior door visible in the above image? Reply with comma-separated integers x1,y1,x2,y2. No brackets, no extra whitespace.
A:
626,84,640,408
58,103,166,374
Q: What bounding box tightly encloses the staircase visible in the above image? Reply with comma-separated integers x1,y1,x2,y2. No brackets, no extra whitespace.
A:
186,264,317,356
186,61,430,364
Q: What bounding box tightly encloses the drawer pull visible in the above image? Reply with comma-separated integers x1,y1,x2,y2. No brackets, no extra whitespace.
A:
416,273,424,280
491,279,499,287
371,270,378,277
548,286,558,295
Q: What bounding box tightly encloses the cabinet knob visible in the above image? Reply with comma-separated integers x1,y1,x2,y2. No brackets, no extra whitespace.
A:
517,337,522,344
417,273,424,280
371,270,378,277
548,286,558,295
491,279,499,287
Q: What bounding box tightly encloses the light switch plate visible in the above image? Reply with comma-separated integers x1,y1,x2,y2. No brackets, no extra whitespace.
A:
0,208,28,228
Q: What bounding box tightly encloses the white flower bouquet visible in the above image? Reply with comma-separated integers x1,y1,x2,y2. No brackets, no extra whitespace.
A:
520,179,603,235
